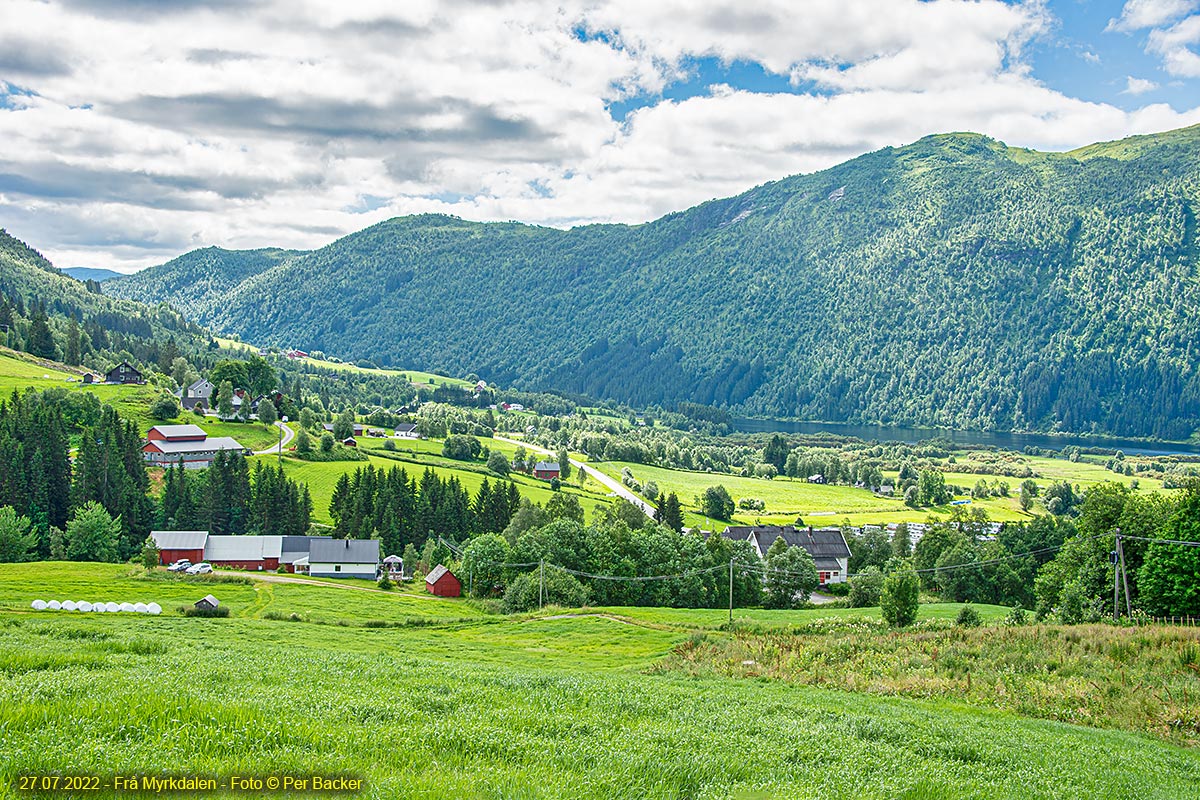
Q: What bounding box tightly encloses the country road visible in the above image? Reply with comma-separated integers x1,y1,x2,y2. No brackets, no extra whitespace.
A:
494,436,656,520
253,421,295,455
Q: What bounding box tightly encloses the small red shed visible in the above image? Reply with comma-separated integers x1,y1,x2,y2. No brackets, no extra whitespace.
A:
425,564,461,597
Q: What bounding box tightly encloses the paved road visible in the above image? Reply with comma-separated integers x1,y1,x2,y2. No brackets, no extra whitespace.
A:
253,421,295,455
495,435,656,520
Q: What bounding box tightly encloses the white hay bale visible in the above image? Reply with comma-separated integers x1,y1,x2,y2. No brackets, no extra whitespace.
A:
47,600,62,610
118,602,135,613
31,600,47,611
105,602,120,613
77,601,94,612
133,602,149,613
147,603,162,615
62,600,77,611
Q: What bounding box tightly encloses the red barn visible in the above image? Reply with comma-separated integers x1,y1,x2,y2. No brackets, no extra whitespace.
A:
425,564,461,597
205,535,282,571
533,461,560,480
150,530,209,566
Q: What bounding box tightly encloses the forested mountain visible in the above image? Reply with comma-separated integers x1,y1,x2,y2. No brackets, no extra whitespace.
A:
61,267,123,283
107,125,1200,439
108,246,302,321
0,229,207,370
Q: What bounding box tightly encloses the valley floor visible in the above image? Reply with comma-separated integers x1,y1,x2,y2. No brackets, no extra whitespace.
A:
2,564,1199,799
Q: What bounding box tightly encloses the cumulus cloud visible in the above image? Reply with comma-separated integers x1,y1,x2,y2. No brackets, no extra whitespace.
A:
1124,75,1160,93
0,0,1197,271
1107,0,1197,32
1108,0,1200,76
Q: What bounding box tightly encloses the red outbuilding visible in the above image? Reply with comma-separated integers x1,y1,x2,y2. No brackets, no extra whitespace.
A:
150,530,209,565
425,564,461,597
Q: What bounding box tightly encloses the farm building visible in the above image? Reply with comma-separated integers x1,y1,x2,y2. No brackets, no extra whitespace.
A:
533,461,560,480
342,437,357,447
280,535,331,572
105,361,143,384
205,535,283,571
81,372,98,384
308,538,380,580
723,525,852,585
150,530,208,565
426,564,461,597
177,378,214,411
195,595,219,611
394,423,418,438
382,554,404,579
142,425,248,469
323,423,365,436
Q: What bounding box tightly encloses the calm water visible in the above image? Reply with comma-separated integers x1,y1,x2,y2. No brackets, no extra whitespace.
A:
732,418,1200,458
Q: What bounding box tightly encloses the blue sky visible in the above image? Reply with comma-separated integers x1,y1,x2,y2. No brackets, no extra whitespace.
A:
0,0,1198,271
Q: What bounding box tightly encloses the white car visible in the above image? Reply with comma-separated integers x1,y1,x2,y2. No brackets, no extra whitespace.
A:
185,562,213,575
167,559,192,572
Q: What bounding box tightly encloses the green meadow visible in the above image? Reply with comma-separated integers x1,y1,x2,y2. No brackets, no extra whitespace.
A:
2,563,1199,799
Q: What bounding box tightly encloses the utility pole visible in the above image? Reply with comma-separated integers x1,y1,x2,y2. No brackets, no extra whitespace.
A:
1118,533,1132,619
728,557,734,624
1113,528,1121,622
539,559,545,609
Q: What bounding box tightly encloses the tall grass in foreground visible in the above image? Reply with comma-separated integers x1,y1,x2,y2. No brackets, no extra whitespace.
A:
659,617,1200,745
1,613,1199,799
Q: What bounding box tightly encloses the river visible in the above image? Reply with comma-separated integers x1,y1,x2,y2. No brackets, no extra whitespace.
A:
731,418,1200,458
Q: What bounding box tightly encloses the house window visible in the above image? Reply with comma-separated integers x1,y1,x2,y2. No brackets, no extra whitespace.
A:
335,565,341,572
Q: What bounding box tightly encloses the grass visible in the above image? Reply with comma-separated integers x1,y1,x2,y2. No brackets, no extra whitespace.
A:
590,602,1013,630
272,446,614,526
2,566,1200,798
0,563,477,623
215,337,473,388
662,619,1200,746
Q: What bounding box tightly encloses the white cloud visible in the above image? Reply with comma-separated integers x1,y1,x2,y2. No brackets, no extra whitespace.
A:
1124,75,1160,93
1107,0,1198,32
0,0,1197,271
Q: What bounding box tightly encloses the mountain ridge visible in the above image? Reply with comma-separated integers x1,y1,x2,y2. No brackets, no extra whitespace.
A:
106,124,1200,439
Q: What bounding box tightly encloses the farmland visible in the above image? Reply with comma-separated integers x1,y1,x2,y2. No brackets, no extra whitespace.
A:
2,563,1199,799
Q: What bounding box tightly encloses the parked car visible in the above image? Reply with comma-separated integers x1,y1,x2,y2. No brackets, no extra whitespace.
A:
167,559,192,572
185,562,212,575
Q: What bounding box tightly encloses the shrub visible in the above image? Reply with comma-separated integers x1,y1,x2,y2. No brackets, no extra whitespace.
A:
956,602,982,628
848,566,884,608
377,574,394,590
737,497,766,512
1004,604,1028,626
502,568,588,613
881,566,920,627
150,393,180,420
383,439,397,451
178,604,230,618
140,537,160,571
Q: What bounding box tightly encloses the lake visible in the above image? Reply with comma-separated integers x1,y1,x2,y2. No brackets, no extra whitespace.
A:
731,418,1200,458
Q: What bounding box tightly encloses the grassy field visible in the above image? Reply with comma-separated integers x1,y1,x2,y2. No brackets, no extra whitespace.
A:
592,602,1013,630
214,337,472,388
264,451,614,526
2,564,1199,799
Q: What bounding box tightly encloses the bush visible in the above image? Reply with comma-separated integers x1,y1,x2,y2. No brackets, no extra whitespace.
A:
1004,604,1028,626
377,574,393,590
502,568,588,613
486,451,510,476
178,604,230,618
737,497,766,512
320,433,335,453
383,439,397,451
140,537,160,571
848,566,884,608
150,393,180,420
820,581,850,597
881,566,920,627
956,602,982,628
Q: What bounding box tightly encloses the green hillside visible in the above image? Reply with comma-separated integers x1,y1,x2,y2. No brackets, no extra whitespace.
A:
107,124,1200,439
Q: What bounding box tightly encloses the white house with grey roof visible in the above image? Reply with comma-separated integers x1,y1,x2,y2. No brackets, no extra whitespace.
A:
308,539,381,580
722,525,852,584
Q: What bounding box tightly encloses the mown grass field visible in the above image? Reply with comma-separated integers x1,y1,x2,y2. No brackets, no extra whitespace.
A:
214,337,473,388
2,564,1199,799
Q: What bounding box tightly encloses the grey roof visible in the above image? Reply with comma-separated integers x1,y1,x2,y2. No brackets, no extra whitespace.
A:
149,424,207,439
382,555,403,563
534,461,560,471
426,564,450,585
150,530,208,550
197,594,219,608
185,379,214,397
146,436,246,455
395,423,417,433
205,535,283,561
309,538,380,565
280,535,330,563
813,558,845,571
724,525,852,560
